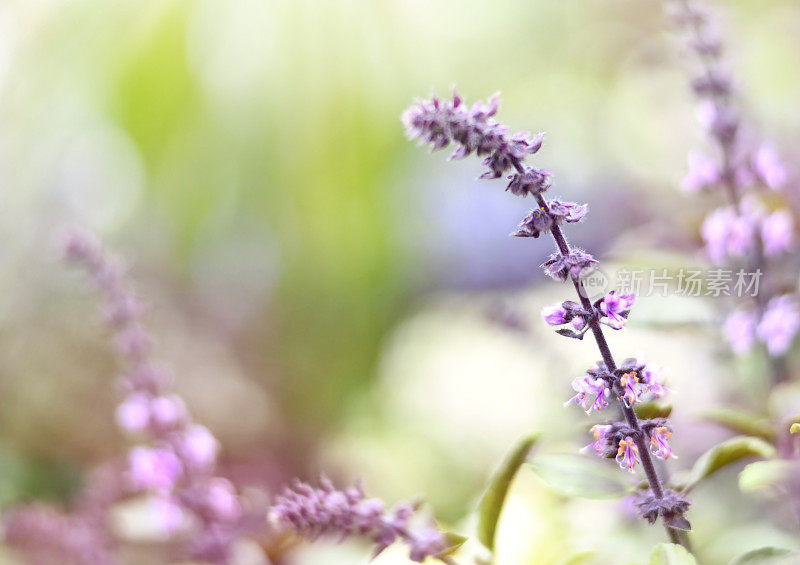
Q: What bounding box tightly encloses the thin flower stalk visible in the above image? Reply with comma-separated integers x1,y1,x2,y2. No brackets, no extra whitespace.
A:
667,0,799,375
403,92,691,546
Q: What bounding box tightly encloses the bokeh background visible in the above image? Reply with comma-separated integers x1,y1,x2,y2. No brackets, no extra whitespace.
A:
1,0,800,563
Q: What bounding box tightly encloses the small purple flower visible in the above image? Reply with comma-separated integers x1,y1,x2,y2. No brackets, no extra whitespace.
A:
724,309,757,353
150,395,188,431
756,295,800,356
565,375,610,413
619,372,641,407
585,424,613,457
650,426,675,460
597,291,636,330
701,207,754,264
129,447,183,493
638,361,670,398
116,393,151,434
176,425,219,471
541,302,568,325
761,209,793,257
541,249,597,282
682,151,719,192
754,145,786,190
202,479,242,523
616,437,639,474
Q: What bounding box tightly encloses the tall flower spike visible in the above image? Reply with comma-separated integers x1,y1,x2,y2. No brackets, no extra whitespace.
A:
269,478,446,562
61,227,252,565
667,0,798,365
403,92,690,546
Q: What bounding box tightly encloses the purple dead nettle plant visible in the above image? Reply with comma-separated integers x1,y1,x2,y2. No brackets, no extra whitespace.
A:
403,92,692,545
60,227,252,564
668,0,799,369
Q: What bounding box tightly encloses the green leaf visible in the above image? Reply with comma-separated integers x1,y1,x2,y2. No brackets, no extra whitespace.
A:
738,460,794,493
700,408,776,443
790,423,800,434
682,436,776,492
730,547,798,564
528,453,630,500
648,543,698,564
635,402,673,420
477,433,539,551
436,532,468,559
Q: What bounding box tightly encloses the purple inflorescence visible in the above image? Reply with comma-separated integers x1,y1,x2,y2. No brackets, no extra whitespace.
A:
60,227,249,564
270,478,446,562
404,90,690,541
669,0,798,360
403,91,546,185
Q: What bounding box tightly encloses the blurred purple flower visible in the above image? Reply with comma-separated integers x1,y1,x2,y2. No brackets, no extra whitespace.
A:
128,447,183,493
701,207,754,263
724,309,757,353
541,249,597,281
541,302,567,325
761,210,793,257
682,152,719,192
757,295,800,355
754,145,786,190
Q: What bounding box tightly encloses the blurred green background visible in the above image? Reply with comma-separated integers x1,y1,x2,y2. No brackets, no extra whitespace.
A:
1,0,800,563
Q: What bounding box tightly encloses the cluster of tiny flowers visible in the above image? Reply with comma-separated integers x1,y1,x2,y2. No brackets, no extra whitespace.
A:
512,200,587,238
724,295,800,356
701,198,793,265
670,0,799,359
542,291,635,340
402,90,547,187
404,91,689,536
585,418,676,475
62,228,246,564
3,504,115,565
540,249,597,282
566,358,669,415
270,478,446,562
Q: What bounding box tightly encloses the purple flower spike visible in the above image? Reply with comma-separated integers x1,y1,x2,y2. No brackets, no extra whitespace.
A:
270,479,446,563
756,295,800,356
597,291,636,330
616,437,640,474
402,91,544,181
761,210,793,257
650,427,676,460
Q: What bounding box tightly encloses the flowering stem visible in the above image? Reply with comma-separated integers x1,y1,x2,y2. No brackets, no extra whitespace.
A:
528,172,683,546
